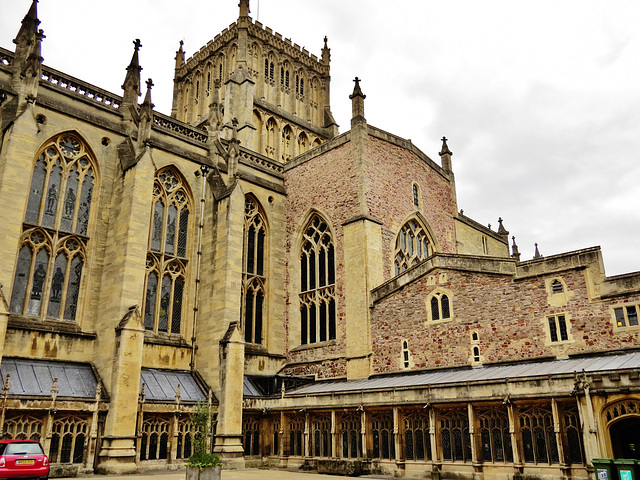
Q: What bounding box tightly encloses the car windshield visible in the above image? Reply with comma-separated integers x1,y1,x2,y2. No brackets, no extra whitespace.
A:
4,443,44,455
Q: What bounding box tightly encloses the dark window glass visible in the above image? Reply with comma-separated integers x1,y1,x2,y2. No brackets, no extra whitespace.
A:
431,296,440,320
144,272,158,330
548,317,558,342
171,277,184,334
177,209,189,258
627,306,639,326
441,295,450,318
558,315,568,341
73,433,84,463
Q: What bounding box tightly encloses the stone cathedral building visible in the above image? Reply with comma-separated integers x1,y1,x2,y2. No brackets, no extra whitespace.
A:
0,1,639,478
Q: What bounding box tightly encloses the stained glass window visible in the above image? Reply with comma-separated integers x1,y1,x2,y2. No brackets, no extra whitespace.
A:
143,168,191,335
10,133,95,323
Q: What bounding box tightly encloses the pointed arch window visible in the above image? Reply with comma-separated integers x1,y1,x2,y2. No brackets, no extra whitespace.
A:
144,168,191,335
242,197,267,344
429,292,451,321
300,215,336,345
10,133,96,322
394,219,432,275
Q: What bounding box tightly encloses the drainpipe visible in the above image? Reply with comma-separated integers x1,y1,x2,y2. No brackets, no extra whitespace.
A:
191,164,209,371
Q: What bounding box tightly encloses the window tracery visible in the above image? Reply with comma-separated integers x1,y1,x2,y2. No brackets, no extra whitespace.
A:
518,406,558,464
440,409,471,462
243,417,261,456
477,408,512,463
394,219,432,275
300,215,336,345
429,292,451,322
371,413,395,460
49,416,88,464
404,412,431,461
242,197,267,344
139,416,170,461
144,168,191,335
311,415,331,457
340,414,362,458
288,415,304,456
10,133,95,323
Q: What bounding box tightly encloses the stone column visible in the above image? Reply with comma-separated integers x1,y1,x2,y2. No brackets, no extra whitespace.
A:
506,402,523,479
393,407,402,462
213,322,245,468
429,407,441,480
468,403,483,480
551,398,569,479
98,306,145,473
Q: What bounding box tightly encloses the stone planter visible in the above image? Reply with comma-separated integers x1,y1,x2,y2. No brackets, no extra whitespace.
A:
185,465,222,480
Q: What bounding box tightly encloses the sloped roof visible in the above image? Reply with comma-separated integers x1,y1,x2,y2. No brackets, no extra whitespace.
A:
140,368,208,403
289,351,640,396
0,357,99,399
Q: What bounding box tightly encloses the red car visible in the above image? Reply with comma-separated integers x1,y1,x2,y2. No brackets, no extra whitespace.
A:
0,440,49,480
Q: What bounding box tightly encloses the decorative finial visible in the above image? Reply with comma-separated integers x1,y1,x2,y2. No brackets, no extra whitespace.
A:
497,217,508,235
439,136,453,157
350,77,365,99
533,243,543,259
511,236,521,261
134,38,142,52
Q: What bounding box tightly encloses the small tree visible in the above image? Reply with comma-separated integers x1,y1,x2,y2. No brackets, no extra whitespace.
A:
187,402,221,469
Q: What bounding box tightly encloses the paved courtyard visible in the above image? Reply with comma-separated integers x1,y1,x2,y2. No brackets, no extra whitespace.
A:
71,469,395,480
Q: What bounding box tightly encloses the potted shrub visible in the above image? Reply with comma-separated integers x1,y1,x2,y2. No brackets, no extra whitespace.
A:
185,403,221,480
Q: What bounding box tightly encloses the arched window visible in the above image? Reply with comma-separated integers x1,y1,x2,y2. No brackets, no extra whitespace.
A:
477,408,512,463
440,409,472,462
412,183,420,208
139,416,170,461
242,417,261,457
518,406,558,464
10,133,96,322
340,414,362,459
300,215,336,345
281,125,293,162
144,168,191,335
551,279,564,294
49,416,88,464
371,413,395,460
394,219,432,275
404,412,431,461
288,415,305,456
429,292,451,321
311,416,331,457
242,197,267,344
297,132,308,155
265,117,277,158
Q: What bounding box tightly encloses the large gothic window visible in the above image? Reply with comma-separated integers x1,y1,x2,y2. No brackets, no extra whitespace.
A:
299,215,336,345
242,197,267,344
394,219,432,275
10,133,96,322
143,168,191,335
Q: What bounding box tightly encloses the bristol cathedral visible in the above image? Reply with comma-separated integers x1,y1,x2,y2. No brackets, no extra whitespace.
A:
0,1,639,478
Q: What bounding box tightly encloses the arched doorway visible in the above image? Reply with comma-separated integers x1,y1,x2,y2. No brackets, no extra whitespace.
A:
610,417,640,459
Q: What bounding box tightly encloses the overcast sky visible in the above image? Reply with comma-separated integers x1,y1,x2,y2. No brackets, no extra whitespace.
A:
2,0,639,276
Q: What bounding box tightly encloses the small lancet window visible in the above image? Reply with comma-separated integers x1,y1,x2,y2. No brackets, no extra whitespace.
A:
412,184,420,208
